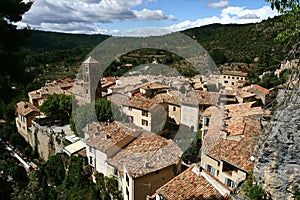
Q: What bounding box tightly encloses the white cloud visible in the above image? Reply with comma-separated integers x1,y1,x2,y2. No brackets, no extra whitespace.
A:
20,1,280,37
133,9,177,21
22,0,175,25
119,6,279,37
208,0,229,8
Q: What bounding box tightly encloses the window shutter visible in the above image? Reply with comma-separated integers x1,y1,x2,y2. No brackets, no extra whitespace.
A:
231,181,235,188
205,164,208,170
211,168,215,176
225,177,228,186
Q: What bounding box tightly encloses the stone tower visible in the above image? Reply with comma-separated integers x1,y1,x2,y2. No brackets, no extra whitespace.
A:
82,56,101,104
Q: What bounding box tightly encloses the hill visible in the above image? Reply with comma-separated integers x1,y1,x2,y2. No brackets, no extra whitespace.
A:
27,30,110,52
24,15,289,83
182,15,286,65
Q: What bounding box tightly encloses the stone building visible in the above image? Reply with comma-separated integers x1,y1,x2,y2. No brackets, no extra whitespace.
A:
85,121,183,200
31,117,73,161
219,71,247,89
15,101,40,146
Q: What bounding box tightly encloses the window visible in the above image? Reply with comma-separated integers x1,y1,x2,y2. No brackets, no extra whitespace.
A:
231,82,235,85
232,76,235,79
128,106,132,111
129,116,134,123
89,146,93,153
85,66,89,72
126,187,129,198
228,76,230,79
173,106,176,111
126,173,130,186
223,76,226,78
204,117,210,126
203,129,208,137
224,80,228,84
205,164,215,176
113,168,118,175
241,77,244,80
142,119,148,126
85,89,89,94
225,177,235,188
142,110,148,117
89,156,93,165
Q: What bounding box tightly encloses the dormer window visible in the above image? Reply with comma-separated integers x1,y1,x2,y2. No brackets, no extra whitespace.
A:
142,110,148,117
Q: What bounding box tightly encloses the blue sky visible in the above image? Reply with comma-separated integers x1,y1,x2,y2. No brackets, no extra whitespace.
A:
19,0,279,36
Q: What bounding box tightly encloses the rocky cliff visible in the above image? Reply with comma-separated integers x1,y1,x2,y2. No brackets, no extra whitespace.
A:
254,81,300,199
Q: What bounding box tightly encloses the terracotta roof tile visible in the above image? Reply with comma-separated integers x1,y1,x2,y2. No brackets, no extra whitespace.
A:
207,113,263,171
195,90,219,105
153,165,232,200
222,71,247,77
242,84,270,95
140,82,169,90
106,126,183,178
16,102,40,116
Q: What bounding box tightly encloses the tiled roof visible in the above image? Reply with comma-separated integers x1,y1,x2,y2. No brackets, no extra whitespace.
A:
153,165,231,200
208,116,262,171
16,102,40,116
28,85,66,100
224,102,263,136
104,77,117,83
237,91,256,99
140,82,169,90
219,89,239,96
83,56,99,63
107,129,183,178
242,84,270,95
85,121,141,152
195,90,219,105
126,96,158,110
125,90,182,110
222,71,247,77
202,102,264,154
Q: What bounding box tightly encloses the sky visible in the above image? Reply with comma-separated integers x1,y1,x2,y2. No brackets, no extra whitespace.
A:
19,0,280,36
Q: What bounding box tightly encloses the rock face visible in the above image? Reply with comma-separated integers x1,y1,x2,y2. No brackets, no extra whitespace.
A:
254,85,300,200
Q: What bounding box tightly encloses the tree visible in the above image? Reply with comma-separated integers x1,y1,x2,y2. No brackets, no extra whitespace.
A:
266,0,300,48
40,94,72,123
45,154,65,186
0,0,33,104
242,171,266,200
71,99,125,136
95,172,122,200
12,166,28,183
266,0,299,11
11,171,45,200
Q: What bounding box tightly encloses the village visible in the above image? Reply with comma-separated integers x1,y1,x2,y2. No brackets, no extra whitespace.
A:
11,56,299,200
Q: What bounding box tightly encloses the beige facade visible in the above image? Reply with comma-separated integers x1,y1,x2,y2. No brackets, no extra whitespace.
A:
124,106,153,132
201,154,247,189
15,102,40,146
180,104,199,133
168,104,181,124
219,71,247,89
122,163,181,200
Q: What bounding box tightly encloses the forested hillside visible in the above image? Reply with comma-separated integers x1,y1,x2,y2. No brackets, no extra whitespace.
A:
24,15,288,83
182,15,287,65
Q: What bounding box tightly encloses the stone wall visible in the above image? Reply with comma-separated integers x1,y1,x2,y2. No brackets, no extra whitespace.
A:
31,119,65,161
254,85,300,199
